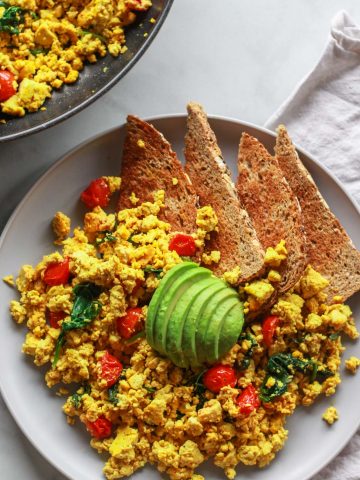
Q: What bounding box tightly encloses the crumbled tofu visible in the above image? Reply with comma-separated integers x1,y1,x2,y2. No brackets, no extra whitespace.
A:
52,211,71,241
3,275,15,286
322,406,338,425
345,356,360,374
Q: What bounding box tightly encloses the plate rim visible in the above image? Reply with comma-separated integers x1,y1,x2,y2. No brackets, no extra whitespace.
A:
0,113,359,480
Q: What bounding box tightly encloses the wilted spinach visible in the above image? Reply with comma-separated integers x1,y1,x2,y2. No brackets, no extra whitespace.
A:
52,283,102,367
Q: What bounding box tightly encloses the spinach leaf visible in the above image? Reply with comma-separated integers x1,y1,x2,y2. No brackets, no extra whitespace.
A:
329,333,340,341
108,382,119,405
260,353,334,402
95,231,117,245
71,384,90,408
238,332,258,370
143,266,163,278
187,370,207,410
144,386,156,394
80,29,106,43
52,283,102,367
0,4,26,35
30,47,49,56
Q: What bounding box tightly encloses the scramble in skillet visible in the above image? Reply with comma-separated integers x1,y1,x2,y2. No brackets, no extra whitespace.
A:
6,173,359,480
0,0,152,118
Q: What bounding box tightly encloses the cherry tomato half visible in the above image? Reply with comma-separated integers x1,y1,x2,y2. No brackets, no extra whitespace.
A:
169,233,196,256
99,351,123,387
44,258,70,286
85,417,112,439
203,365,237,393
116,307,143,339
81,178,111,209
262,315,280,348
236,384,260,415
0,70,16,102
48,310,66,329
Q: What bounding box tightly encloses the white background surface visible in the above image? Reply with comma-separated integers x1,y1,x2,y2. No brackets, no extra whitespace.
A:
1,1,360,479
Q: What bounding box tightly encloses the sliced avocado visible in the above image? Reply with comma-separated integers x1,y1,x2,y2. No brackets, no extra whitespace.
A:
180,280,228,368
165,276,215,367
201,293,240,364
146,262,197,347
216,302,244,360
152,267,211,355
195,286,238,365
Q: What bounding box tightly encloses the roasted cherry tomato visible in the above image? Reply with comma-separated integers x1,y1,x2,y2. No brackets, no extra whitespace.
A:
169,233,196,256
81,177,111,209
236,384,260,415
116,307,143,339
85,417,112,439
48,310,66,329
262,315,280,347
43,258,70,286
99,351,123,387
203,365,237,393
0,70,16,102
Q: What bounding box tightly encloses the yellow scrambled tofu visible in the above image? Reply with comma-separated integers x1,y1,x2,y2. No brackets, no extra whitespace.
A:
8,177,358,480
0,0,152,117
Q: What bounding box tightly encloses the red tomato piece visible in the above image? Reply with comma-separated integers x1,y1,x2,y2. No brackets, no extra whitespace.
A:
44,258,70,286
48,311,66,329
0,70,16,102
99,351,123,387
80,178,111,209
203,365,237,393
116,307,143,339
85,417,112,439
262,315,280,348
169,234,196,256
236,384,260,415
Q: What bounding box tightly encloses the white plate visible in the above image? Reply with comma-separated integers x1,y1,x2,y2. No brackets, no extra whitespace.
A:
0,115,359,480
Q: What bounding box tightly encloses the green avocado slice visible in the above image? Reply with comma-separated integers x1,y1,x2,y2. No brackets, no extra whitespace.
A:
216,302,244,360
146,262,198,348
201,293,240,364
180,280,228,368
152,267,211,355
195,287,238,365
165,276,216,367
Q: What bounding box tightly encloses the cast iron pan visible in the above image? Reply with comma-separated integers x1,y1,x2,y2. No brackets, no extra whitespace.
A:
0,0,173,143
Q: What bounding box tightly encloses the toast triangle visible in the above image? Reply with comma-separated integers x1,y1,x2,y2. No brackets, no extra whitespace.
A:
184,102,264,281
117,115,198,234
275,125,360,301
237,132,306,293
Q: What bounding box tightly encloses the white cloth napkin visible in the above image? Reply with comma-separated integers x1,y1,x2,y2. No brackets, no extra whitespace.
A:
265,10,360,206
266,11,360,480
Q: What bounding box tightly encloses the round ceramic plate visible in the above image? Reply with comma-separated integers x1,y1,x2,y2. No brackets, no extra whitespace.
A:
0,115,359,480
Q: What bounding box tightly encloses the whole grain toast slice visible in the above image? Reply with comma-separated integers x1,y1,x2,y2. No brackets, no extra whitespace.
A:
275,125,360,301
237,132,306,293
117,115,198,233
184,102,264,281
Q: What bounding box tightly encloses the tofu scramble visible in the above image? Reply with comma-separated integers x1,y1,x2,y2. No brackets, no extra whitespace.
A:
0,0,152,117
8,175,359,480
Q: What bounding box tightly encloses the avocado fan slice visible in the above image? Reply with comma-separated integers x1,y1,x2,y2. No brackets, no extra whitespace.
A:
201,292,240,364
194,286,238,366
164,276,215,368
216,302,244,360
151,267,211,355
179,280,228,368
146,262,198,348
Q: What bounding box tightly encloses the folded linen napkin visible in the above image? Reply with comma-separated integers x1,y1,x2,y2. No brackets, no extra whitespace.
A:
266,11,360,480
265,10,360,206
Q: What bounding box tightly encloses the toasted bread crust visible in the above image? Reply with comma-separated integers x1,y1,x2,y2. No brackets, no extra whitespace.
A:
237,132,306,293
184,102,264,281
117,115,198,233
275,125,360,301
